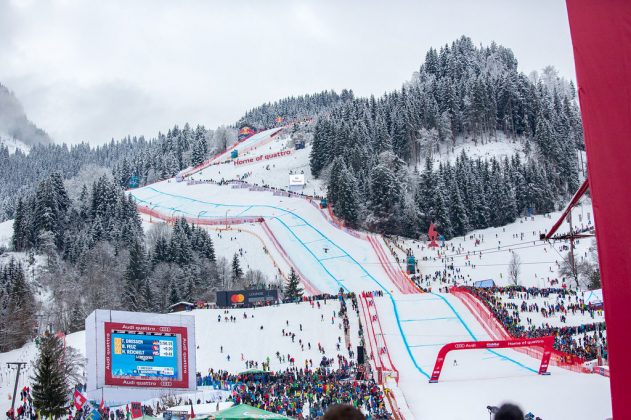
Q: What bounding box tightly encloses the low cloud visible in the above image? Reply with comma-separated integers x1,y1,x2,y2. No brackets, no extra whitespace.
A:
0,0,576,145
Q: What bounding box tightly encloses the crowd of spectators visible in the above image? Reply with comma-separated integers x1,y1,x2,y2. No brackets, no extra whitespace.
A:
197,294,391,419
463,286,607,361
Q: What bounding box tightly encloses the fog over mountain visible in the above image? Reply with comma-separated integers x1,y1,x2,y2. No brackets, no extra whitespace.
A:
0,83,51,146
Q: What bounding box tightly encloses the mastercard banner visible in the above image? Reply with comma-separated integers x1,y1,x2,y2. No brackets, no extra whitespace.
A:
216,288,279,307
230,294,245,303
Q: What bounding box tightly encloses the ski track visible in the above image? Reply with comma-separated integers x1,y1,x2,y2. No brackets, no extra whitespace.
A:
130,184,538,382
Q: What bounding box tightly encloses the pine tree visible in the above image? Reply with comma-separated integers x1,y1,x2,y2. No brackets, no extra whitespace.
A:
284,268,303,301
169,283,179,305
231,254,243,283
369,163,401,230
123,240,148,311
0,259,36,351
333,167,360,227
31,333,69,418
11,198,25,251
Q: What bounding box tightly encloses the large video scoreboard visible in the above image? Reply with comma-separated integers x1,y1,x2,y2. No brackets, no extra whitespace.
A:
104,322,190,389
86,310,196,403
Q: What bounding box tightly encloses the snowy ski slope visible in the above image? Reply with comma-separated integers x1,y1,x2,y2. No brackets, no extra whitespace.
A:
126,129,611,419
0,127,610,419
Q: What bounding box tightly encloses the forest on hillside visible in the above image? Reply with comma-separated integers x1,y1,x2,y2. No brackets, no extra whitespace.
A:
310,36,584,239
0,124,236,222
0,172,273,350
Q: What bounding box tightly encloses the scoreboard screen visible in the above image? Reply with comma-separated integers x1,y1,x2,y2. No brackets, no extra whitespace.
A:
104,322,189,388
111,332,179,379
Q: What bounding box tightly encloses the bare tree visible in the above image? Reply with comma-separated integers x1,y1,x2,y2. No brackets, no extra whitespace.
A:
146,222,171,249
508,253,521,286
559,250,596,290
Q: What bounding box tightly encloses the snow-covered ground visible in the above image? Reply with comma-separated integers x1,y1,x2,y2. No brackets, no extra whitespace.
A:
0,219,13,248
0,127,612,419
388,201,595,290
202,223,292,284
193,300,360,373
126,175,610,418
501,291,605,329
0,301,360,416
374,293,610,419
0,136,31,154
430,133,525,167
188,131,326,196
140,214,289,283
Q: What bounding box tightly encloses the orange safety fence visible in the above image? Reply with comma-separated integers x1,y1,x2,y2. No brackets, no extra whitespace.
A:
367,236,419,295
260,220,321,296
137,205,263,226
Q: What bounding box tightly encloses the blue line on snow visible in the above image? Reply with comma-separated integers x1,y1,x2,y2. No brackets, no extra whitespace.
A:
131,186,537,378
236,206,253,216
401,317,457,322
272,216,348,293
318,255,347,262
429,292,538,374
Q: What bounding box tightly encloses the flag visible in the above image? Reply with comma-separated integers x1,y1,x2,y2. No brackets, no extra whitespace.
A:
86,408,101,420
190,404,195,419
84,401,95,414
99,399,105,412
73,390,87,411
130,402,143,419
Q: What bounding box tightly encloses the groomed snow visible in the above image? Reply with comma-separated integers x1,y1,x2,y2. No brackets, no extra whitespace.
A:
190,133,326,196
0,301,361,416
127,175,611,418
0,127,611,419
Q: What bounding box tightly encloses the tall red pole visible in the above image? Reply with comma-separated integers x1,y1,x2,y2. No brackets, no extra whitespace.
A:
565,1,631,417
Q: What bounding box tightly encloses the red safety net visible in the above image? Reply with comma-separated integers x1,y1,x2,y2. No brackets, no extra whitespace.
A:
358,293,404,420
450,287,588,373
137,205,262,226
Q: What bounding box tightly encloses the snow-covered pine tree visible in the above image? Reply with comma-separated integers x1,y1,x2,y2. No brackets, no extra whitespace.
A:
284,268,303,301
31,333,69,418
123,239,148,311
231,254,243,283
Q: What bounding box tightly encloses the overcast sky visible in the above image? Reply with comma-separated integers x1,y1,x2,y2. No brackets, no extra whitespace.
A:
0,0,576,145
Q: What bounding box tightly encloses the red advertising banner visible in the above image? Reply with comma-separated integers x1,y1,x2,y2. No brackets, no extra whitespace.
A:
429,336,554,383
130,402,143,419
104,322,189,389
565,1,631,417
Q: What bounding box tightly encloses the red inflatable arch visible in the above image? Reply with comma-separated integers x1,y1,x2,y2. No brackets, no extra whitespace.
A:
429,336,554,383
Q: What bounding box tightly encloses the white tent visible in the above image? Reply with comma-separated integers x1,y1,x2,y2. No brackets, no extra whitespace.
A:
583,289,603,306
166,402,234,417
